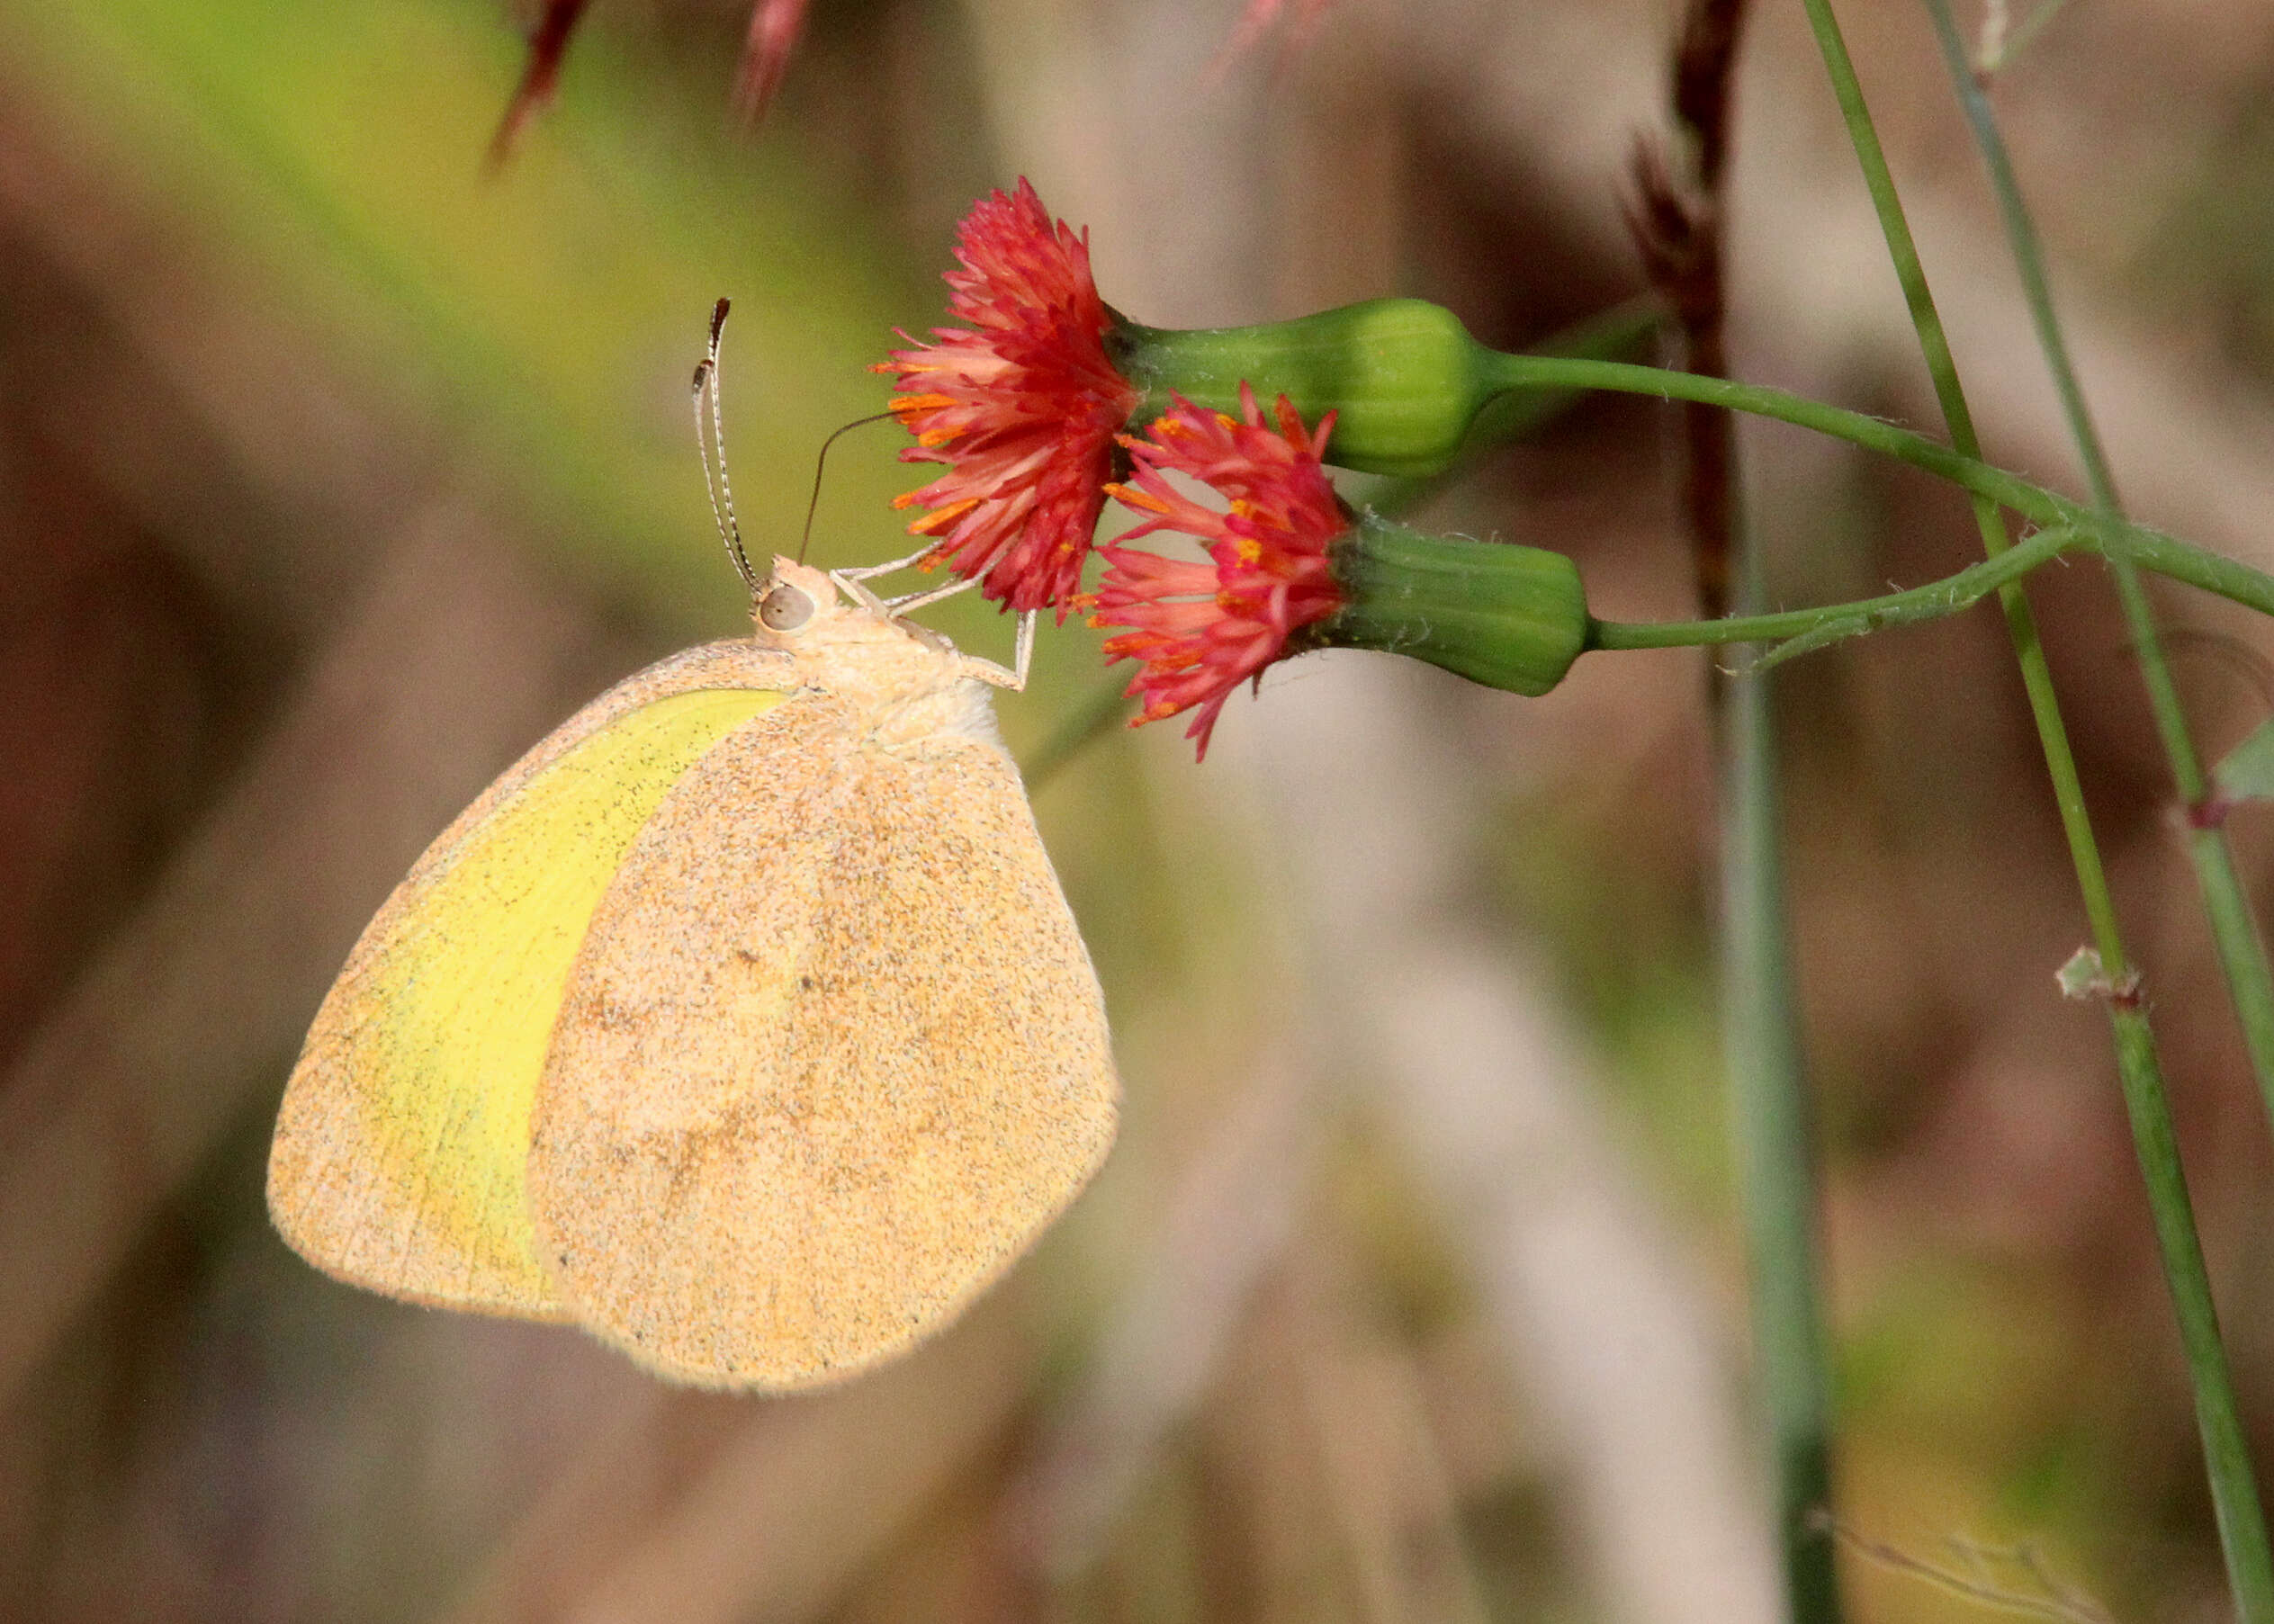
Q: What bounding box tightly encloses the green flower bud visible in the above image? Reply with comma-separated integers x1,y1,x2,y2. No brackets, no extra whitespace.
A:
1307,515,1589,695
1109,300,1498,479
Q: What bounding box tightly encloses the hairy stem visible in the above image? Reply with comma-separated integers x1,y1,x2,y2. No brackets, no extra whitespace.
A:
1590,522,2076,652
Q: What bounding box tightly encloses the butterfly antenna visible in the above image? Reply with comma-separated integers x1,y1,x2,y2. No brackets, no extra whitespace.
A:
799,410,900,565
692,297,763,597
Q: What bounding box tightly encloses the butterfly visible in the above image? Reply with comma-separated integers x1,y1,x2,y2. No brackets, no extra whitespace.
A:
266,545,1119,1389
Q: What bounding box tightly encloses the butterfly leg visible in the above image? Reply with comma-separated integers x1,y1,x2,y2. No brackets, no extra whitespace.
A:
844,568,1033,692
835,545,939,587
957,610,1033,692
830,570,896,614
881,573,982,615
833,543,957,613
834,561,975,615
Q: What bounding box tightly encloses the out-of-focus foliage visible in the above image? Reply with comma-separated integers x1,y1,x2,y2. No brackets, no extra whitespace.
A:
2,0,944,621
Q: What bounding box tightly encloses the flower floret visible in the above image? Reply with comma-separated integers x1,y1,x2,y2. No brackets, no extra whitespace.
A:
1089,385,1345,758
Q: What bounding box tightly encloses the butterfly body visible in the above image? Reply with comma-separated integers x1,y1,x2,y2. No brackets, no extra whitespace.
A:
269,560,1118,1389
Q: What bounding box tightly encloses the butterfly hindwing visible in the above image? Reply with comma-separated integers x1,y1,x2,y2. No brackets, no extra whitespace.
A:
266,642,794,1315
526,702,1119,1388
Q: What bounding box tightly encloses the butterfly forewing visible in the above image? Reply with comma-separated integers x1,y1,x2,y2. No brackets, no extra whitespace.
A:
267,644,794,1315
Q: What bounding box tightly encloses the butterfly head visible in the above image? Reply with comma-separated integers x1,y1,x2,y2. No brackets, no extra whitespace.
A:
752,558,834,638
749,556,968,710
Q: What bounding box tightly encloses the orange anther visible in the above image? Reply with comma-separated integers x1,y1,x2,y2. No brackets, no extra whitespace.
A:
906,498,981,535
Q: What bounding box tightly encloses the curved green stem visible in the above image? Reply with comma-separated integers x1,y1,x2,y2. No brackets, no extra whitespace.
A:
1589,523,2077,652
1479,352,2081,525
1308,516,2273,695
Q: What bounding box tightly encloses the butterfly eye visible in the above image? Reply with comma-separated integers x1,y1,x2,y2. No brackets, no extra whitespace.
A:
759,581,815,632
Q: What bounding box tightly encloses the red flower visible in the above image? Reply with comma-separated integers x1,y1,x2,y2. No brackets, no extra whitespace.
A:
1088,385,1346,759
877,182,1139,616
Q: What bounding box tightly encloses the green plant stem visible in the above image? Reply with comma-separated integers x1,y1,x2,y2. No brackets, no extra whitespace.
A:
2106,1004,2274,1615
1722,525,1843,1621
1478,353,2274,609
1978,0,2072,73
1464,354,2274,621
1589,523,2075,650
1476,352,2057,514
1466,295,1668,447
1328,516,2274,689
1798,0,2274,1614
1921,0,2274,1226
2099,530,2274,618
1593,521,2274,659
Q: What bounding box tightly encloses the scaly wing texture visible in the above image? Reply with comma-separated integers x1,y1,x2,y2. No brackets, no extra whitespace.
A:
268,643,791,1315
527,701,1119,1388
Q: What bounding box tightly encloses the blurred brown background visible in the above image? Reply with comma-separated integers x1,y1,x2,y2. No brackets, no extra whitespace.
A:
5,0,2274,1618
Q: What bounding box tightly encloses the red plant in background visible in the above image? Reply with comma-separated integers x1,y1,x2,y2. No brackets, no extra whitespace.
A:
488,0,1329,163
876,182,1139,616
490,0,811,162
490,0,590,166
733,0,811,120
1087,385,1346,759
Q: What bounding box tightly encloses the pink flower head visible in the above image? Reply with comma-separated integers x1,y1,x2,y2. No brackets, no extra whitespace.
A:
1087,385,1346,759
877,181,1140,617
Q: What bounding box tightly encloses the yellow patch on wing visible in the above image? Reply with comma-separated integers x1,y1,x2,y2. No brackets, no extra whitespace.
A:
268,685,786,1314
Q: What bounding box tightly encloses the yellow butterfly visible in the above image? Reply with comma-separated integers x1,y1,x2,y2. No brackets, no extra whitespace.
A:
266,547,1119,1390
